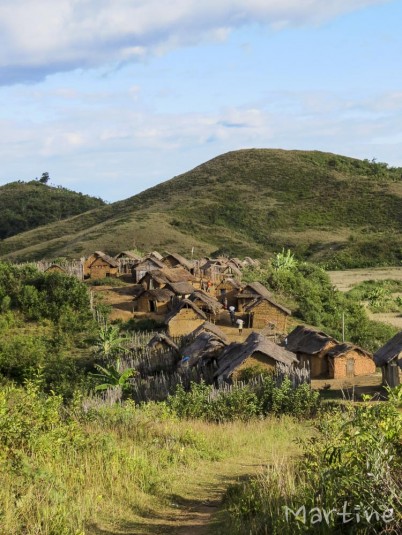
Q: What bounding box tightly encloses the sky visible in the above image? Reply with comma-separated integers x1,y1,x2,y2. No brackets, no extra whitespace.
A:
0,0,401,202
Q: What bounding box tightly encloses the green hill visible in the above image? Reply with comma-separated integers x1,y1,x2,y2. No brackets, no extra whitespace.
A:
0,180,105,239
1,149,401,267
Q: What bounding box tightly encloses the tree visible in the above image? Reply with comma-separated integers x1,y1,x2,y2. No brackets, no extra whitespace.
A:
39,172,50,184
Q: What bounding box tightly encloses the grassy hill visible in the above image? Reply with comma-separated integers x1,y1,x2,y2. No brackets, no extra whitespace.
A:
0,180,105,239
1,149,401,267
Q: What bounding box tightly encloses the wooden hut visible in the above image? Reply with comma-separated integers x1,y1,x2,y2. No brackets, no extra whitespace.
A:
115,251,141,261
84,251,119,279
215,278,242,308
138,267,196,290
244,296,291,333
131,256,165,283
285,325,375,379
214,332,298,384
134,288,174,314
115,251,142,274
374,331,402,387
178,331,228,382
147,333,181,358
165,299,207,337
237,282,273,312
190,321,229,345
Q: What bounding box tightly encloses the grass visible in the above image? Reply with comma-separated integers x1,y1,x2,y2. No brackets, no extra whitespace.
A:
1,149,401,266
0,384,310,535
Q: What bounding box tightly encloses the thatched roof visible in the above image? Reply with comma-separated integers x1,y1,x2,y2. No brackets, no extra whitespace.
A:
147,333,181,355
285,325,335,355
326,343,372,360
89,251,119,268
165,299,208,324
138,288,175,302
150,251,163,260
243,257,259,266
166,281,196,295
179,331,227,368
163,252,194,271
216,277,242,290
189,290,223,314
191,321,229,344
44,264,67,273
374,331,402,367
115,250,141,260
214,332,297,381
133,256,165,270
244,296,291,316
238,281,272,300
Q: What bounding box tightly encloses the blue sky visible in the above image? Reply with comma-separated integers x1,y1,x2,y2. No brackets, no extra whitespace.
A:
0,0,401,201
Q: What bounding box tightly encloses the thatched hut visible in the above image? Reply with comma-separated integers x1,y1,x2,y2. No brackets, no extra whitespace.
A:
138,267,196,290
115,251,141,261
147,333,181,358
214,332,298,384
190,321,229,344
188,290,223,318
244,296,291,333
374,331,402,387
134,288,175,314
84,251,119,279
165,281,196,299
115,251,142,274
178,331,229,381
237,282,272,312
165,299,207,337
131,256,165,283
285,325,375,379
162,252,194,273
215,278,242,308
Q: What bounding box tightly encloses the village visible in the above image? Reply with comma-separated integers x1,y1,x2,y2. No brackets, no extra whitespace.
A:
43,249,402,390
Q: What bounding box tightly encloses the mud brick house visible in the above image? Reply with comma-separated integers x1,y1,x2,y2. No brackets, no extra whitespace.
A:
162,252,194,273
285,325,375,379
244,296,291,333
165,299,207,337
215,278,242,308
200,258,242,283
374,331,402,387
131,256,165,283
214,332,298,384
134,288,175,314
236,282,272,312
84,251,119,279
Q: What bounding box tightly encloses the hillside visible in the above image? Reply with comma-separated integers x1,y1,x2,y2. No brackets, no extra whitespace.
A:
1,149,401,267
0,180,105,239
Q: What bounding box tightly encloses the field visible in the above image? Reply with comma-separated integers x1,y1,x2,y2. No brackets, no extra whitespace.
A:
328,266,402,329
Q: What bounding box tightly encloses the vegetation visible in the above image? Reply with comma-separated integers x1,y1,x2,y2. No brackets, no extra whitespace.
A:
347,279,402,313
243,258,398,351
220,389,402,534
0,180,105,240
1,150,401,267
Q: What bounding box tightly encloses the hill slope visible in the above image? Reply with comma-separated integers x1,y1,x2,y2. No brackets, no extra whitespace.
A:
1,149,401,267
0,181,105,239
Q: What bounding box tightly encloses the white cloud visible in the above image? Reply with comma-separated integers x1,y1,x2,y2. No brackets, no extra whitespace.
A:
0,0,389,83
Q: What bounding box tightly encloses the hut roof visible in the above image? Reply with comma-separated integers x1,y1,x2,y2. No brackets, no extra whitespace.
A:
373,331,402,367
115,250,141,260
139,288,175,302
134,256,165,269
44,263,67,273
244,296,291,316
243,257,259,266
132,285,146,299
216,277,242,290
140,267,196,286
165,299,208,324
90,251,119,268
229,258,244,269
147,333,181,354
214,332,297,381
238,281,272,300
326,343,372,359
163,252,194,271
150,251,163,260
285,325,335,355
166,281,196,295
191,321,229,344
180,331,227,368
189,290,223,314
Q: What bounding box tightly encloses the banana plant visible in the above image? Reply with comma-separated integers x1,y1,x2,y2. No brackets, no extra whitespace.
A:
90,358,137,392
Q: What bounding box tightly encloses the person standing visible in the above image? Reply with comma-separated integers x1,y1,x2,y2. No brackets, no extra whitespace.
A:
229,305,236,325
236,318,244,334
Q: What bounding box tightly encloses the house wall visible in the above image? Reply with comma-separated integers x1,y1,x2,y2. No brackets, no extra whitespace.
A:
237,296,254,313
382,363,400,387
136,295,170,314
215,282,238,307
330,350,376,379
247,301,288,332
132,260,160,282
88,258,118,279
167,309,204,337
298,342,336,378
231,352,277,381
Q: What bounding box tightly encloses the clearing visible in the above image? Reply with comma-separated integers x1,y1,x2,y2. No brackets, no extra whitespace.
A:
328,266,402,292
